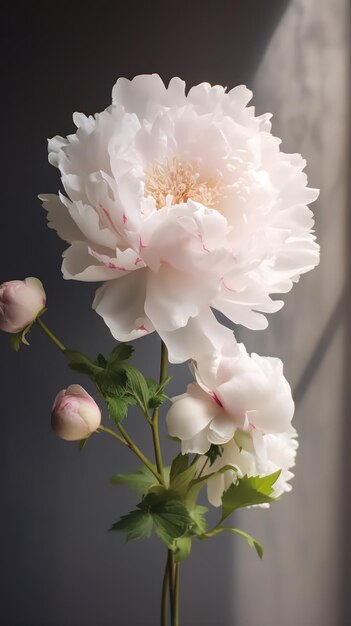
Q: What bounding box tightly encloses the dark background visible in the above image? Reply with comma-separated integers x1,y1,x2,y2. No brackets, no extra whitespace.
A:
0,2,304,625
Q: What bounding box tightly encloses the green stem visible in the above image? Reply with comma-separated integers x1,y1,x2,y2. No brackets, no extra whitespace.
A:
161,552,169,626
151,341,168,476
197,455,210,478
97,425,128,446
36,317,66,351
173,563,180,626
168,549,175,623
117,422,164,485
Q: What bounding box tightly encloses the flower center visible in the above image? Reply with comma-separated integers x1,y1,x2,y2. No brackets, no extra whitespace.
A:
144,157,221,209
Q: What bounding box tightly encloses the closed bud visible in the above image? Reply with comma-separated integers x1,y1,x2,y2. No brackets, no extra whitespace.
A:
51,385,101,441
0,277,46,333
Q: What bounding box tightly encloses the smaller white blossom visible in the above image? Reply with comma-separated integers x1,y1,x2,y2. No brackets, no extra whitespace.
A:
199,432,298,507
166,339,295,455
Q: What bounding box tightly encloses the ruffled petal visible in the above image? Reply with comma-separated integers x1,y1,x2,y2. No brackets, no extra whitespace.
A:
62,242,128,281
40,194,83,243
158,309,235,364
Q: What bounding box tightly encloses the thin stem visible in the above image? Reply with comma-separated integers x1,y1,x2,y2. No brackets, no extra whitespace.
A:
161,553,169,626
97,425,128,446
151,341,168,476
36,317,66,351
197,455,210,479
173,563,180,626
117,422,164,485
168,549,175,622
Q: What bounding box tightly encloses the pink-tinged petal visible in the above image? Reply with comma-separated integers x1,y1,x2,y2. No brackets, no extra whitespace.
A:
158,309,235,364
92,269,155,341
62,242,127,281
40,194,83,243
167,385,215,440
68,201,118,249
65,384,92,400
207,418,236,445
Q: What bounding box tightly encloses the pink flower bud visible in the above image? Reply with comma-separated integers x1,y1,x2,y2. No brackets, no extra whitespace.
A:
0,277,46,333
51,385,101,441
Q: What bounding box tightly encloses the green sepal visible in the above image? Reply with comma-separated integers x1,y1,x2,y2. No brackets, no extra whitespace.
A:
78,438,89,451
10,320,35,352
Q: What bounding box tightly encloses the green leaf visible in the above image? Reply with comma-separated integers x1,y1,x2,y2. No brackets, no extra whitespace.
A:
65,349,102,377
170,454,190,482
220,472,280,522
108,396,129,424
110,509,153,542
95,353,107,367
124,365,150,412
169,454,198,497
108,343,134,366
146,376,172,409
95,369,127,396
206,444,224,466
110,466,158,495
204,526,263,559
151,499,193,546
189,505,208,535
185,464,237,509
173,536,192,562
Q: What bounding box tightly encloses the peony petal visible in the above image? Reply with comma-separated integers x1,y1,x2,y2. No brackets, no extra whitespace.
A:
40,194,83,243
206,473,225,507
207,417,236,445
158,309,235,364
92,269,155,341
181,427,212,455
167,388,215,440
62,242,127,281
112,74,167,120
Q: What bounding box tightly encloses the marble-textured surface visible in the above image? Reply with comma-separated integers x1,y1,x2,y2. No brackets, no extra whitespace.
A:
233,1,350,625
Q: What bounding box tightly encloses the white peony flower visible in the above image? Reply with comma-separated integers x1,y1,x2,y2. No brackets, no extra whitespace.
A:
166,340,295,454
199,432,298,507
41,74,319,362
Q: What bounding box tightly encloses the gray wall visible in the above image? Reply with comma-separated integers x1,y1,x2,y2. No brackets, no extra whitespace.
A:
234,1,350,625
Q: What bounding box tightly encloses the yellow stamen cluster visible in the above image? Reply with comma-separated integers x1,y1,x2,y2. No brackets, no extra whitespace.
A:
144,157,221,209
